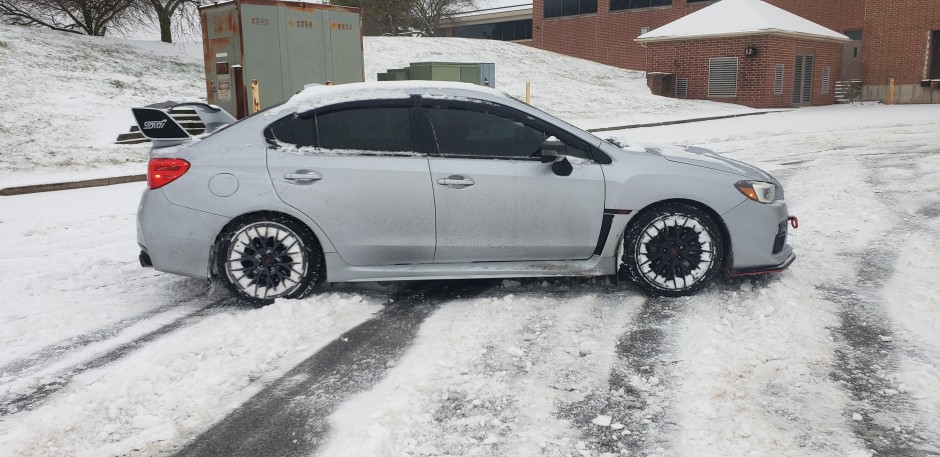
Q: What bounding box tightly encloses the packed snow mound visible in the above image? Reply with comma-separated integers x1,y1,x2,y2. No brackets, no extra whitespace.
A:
0,26,751,181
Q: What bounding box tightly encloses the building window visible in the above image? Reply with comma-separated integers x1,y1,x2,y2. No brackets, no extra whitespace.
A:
676,78,688,98
774,64,784,95
545,0,597,18
640,26,650,35
610,0,670,12
452,19,533,41
708,57,738,97
929,30,940,79
822,66,830,94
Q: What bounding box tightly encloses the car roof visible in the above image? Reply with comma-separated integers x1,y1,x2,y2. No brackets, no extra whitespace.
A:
265,81,513,118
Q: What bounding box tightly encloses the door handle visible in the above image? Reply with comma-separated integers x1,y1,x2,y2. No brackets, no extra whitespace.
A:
284,171,322,182
436,176,474,187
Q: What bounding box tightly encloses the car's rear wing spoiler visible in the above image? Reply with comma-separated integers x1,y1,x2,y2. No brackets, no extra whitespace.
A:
131,103,236,148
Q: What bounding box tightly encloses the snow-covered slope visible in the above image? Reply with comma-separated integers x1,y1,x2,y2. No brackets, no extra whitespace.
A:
363,37,750,126
0,25,204,183
0,25,751,183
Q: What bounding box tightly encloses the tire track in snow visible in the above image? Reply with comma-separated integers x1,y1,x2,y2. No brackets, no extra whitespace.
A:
558,296,682,456
821,154,939,456
174,279,498,457
0,295,243,417
0,285,200,380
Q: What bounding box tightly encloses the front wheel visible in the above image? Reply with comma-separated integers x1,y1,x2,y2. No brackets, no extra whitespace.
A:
215,215,323,304
621,202,725,297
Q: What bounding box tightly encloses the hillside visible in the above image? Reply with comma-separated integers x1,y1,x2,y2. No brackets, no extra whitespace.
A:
364,37,751,126
0,25,752,183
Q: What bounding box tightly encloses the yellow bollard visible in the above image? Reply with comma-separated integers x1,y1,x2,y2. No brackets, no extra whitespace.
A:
251,79,260,113
525,81,531,105
888,78,895,105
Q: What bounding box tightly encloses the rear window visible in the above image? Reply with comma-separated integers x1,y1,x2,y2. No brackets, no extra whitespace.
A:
316,107,414,152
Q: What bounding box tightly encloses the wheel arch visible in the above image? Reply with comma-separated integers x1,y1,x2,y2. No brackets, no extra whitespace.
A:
626,198,733,271
208,210,327,280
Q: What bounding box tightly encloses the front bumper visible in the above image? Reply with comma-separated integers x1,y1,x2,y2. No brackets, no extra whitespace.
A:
730,251,796,276
722,198,795,275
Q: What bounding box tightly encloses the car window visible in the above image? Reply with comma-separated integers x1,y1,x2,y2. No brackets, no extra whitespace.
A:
266,115,316,148
426,106,590,160
316,107,414,152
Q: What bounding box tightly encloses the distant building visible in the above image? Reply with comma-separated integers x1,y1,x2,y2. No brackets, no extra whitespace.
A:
635,0,848,108
442,0,940,105
437,0,534,43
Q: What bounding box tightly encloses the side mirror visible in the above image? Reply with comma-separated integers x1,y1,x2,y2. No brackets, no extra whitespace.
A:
540,138,567,163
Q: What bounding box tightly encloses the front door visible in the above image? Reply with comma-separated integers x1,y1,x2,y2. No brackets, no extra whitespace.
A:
422,103,606,263
265,104,436,266
793,51,815,107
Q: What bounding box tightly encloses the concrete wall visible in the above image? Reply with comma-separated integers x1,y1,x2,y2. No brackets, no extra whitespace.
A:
864,84,940,104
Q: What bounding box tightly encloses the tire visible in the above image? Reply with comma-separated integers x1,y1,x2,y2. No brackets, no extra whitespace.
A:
215,215,324,304
620,202,725,297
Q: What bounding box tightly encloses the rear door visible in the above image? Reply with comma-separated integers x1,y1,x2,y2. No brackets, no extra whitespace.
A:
421,101,606,263
265,102,436,266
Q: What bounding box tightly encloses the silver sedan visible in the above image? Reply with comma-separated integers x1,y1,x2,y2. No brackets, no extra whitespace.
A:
134,82,795,303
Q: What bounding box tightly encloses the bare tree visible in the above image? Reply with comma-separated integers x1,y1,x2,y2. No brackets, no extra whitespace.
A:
333,0,415,36
0,0,137,36
411,0,474,36
143,0,199,43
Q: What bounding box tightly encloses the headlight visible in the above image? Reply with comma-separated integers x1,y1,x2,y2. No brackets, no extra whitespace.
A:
735,181,776,203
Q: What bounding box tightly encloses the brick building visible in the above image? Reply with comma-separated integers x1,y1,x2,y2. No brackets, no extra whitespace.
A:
635,0,847,108
531,0,940,104
443,0,940,104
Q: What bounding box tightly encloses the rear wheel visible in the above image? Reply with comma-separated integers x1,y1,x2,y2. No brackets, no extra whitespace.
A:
216,215,323,304
621,202,724,297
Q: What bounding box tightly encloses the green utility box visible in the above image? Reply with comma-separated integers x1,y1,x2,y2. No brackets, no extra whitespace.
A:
376,62,496,88
199,0,364,118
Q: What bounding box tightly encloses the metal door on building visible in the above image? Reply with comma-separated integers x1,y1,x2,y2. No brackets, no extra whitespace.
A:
793,51,815,107
841,30,862,81
930,30,940,79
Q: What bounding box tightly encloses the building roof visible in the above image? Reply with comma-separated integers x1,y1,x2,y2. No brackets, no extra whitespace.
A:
452,0,532,20
635,0,849,43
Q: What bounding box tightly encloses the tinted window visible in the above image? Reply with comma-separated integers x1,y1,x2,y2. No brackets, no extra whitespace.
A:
266,114,317,147
451,19,533,41
427,106,590,160
544,0,597,17
316,107,414,152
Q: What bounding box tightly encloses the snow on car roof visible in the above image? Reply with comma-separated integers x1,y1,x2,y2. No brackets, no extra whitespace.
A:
267,81,512,117
635,0,849,43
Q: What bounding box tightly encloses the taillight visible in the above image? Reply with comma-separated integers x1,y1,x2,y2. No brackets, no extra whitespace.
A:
148,158,190,189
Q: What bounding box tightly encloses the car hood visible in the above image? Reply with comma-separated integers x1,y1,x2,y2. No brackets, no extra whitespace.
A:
609,139,775,182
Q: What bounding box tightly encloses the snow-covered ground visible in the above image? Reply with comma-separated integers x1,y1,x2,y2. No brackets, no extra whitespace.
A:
0,24,751,187
2,21,939,457
1,102,938,456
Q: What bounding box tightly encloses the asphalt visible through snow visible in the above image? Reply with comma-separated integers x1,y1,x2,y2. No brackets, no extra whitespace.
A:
557,297,683,455
820,152,940,456
175,280,498,457
0,295,243,417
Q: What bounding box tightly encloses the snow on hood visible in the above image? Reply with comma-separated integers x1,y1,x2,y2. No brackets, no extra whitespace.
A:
606,138,775,182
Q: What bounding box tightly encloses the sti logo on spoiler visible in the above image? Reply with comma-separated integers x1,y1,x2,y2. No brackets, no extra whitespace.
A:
143,120,167,130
